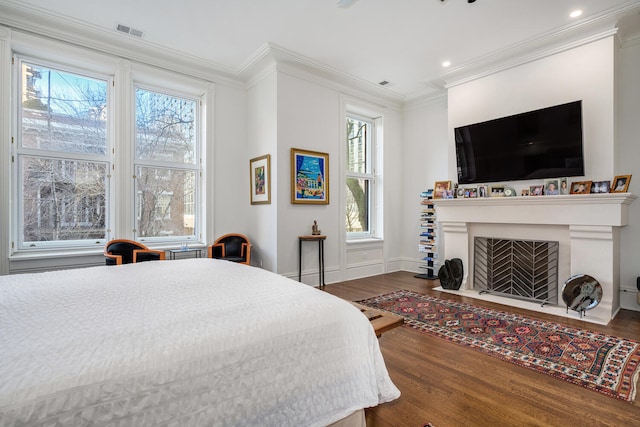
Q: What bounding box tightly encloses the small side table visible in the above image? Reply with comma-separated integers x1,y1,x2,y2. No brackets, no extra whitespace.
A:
169,248,203,260
298,235,326,288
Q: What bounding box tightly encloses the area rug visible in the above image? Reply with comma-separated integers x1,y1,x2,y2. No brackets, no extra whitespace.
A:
356,290,640,402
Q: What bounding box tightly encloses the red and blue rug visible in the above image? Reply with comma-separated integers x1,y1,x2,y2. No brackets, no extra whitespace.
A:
357,290,640,402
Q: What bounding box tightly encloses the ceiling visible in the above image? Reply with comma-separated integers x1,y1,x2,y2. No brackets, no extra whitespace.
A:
2,0,640,100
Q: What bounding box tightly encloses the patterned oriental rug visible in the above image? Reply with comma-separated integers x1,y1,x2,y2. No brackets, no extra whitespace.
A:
356,290,640,402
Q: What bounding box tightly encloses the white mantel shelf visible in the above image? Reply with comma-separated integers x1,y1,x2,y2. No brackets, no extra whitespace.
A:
432,193,636,226
431,192,637,325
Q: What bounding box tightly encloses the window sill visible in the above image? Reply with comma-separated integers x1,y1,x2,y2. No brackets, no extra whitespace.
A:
346,237,383,245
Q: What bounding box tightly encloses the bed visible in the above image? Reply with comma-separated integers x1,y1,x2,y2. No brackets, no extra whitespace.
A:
0,258,399,426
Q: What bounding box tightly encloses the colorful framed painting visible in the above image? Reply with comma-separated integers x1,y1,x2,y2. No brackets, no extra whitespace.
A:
250,154,271,205
291,148,329,204
612,175,632,193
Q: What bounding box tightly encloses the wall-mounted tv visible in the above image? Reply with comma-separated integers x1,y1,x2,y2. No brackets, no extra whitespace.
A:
455,100,584,184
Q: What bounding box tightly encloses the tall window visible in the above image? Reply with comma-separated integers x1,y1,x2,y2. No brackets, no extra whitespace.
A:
134,87,198,240
17,60,109,249
346,115,376,237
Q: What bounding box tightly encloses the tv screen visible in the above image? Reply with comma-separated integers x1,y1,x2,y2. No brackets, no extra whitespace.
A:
455,100,584,184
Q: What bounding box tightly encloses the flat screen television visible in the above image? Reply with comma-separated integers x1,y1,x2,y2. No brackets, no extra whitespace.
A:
455,100,584,184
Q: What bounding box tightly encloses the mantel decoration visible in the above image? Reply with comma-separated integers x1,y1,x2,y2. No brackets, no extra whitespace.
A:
249,154,271,205
291,148,329,204
612,174,632,193
433,180,451,199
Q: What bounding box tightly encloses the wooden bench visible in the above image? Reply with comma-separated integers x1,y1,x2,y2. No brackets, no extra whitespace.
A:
351,302,404,337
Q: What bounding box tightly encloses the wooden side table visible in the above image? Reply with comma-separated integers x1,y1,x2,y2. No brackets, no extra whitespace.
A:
298,235,326,288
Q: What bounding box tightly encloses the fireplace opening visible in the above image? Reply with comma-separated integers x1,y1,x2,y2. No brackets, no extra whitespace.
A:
474,237,559,306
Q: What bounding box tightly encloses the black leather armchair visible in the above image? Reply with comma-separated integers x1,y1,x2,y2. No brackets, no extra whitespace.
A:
104,239,166,265
208,233,252,265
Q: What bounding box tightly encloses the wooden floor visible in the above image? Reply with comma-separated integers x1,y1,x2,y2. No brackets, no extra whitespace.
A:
323,272,640,427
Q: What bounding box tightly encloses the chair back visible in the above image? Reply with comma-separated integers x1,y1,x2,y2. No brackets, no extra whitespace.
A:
218,234,248,257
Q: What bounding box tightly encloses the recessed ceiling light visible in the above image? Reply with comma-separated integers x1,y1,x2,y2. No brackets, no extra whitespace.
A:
570,10,582,18
442,61,451,68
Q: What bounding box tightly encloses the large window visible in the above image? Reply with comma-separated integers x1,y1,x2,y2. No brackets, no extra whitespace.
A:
17,60,109,249
346,115,376,237
14,55,205,253
134,87,198,240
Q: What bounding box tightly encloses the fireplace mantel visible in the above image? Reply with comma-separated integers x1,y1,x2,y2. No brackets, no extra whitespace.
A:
432,193,637,324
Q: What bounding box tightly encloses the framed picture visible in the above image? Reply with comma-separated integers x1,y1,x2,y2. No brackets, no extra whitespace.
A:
443,189,455,199
478,185,488,198
434,181,452,199
590,180,611,194
490,186,505,197
530,185,544,196
559,177,569,195
291,148,329,204
612,175,632,193
465,187,478,198
521,189,530,196
570,180,592,194
250,154,271,205
544,179,560,195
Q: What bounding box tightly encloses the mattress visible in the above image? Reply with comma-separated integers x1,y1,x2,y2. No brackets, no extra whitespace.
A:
0,258,399,426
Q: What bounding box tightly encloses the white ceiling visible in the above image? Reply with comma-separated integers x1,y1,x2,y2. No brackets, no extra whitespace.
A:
3,0,640,99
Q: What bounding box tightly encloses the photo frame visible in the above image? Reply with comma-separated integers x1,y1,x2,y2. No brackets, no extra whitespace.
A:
490,186,505,197
291,148,329,204
434,181,452,199
250,154,271,205
570,180,592,194
559,177,569,195
478,185,488,198
612,175,632,193
521,189,530,197
544,179,560,195
530,185,544,196
590,180,611,194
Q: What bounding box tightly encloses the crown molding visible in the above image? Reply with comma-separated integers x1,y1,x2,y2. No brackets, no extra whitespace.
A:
428,1,640,90
0,1,244,89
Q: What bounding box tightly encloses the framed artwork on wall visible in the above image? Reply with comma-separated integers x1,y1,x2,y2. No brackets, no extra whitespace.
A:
291,148,329,204
250,154,271,205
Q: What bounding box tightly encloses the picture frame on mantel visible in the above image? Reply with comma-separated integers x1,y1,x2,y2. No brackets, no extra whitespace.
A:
612,175,632,193
433,181,451,199
250,154,271,205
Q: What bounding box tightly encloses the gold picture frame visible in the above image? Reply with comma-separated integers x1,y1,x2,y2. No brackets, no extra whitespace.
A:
612,175,632,193
433,181,451,199
250,154,271,205
291,148,329,204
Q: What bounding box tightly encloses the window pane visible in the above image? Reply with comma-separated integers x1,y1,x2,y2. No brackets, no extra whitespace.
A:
21,157,107,242
346,178,369,233
136,166,196,238
347,117,369,174
135,88,196,164
20,63,107,155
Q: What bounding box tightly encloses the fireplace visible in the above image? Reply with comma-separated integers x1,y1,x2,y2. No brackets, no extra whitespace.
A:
432,193,636,325
474,237,559,305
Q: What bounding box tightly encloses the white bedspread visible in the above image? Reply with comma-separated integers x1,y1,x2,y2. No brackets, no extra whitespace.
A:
0,259,399,426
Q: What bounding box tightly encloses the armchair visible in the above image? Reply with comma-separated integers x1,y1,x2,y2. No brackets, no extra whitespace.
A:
104,239,166,265
208,233,252,265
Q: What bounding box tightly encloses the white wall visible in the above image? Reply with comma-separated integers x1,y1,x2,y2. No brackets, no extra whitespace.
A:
617,37,640,310
448,36,616,188
246,70,279,271
402,96,448,272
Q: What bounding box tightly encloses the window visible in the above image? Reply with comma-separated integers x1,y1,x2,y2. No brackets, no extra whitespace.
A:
346,115,377,237
13,52,206,254
134,87,199,240
16,60,109,249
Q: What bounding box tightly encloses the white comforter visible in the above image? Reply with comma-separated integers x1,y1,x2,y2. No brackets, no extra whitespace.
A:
0,258,399,426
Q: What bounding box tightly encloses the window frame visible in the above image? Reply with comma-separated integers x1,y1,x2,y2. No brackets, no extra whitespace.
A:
345,112,379,240
13,56,112,251
132,83,202,245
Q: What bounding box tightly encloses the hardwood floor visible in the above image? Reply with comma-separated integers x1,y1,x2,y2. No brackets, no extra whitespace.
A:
323,272,640,427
